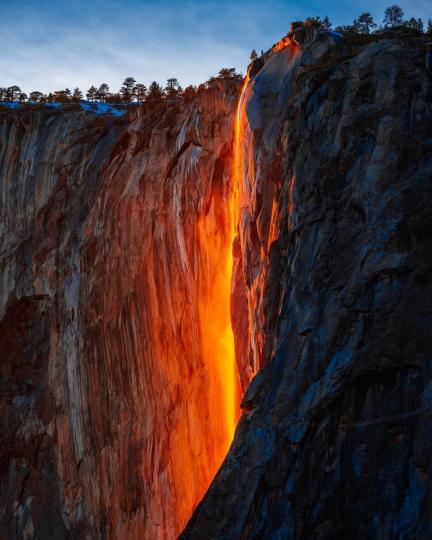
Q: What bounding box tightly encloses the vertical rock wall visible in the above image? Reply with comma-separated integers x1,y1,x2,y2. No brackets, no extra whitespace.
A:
0,81,241,539
183,32,432,539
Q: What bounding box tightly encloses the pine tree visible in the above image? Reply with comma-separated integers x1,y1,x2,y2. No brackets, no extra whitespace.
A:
218,68,236,79
383,5,404,28
250,49,258,62
165,78,180,98
120,77,136,102
406,17,424,32
29,91,45,102
428,18,432,37
146,81,164,103
72,88,83,101
86,86,97,102
321,16,332,30
6,85,21,101
354,12,377,34
96,83,110,102
133,83,147,102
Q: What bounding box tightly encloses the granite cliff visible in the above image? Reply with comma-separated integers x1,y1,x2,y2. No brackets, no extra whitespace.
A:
0,80,243,539
183,29,432,540
1,27,432,540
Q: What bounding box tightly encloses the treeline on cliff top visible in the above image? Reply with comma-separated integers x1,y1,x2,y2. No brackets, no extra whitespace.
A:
0,69,242,107
1,5,431,106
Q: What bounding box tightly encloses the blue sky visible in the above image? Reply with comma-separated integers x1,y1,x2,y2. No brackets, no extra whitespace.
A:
1,0,430,94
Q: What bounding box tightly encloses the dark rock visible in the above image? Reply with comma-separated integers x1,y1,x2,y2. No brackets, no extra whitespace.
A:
425,43,432,73
182,34,432,540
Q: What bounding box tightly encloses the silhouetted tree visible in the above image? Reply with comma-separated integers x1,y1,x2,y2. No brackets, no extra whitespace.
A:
72,88,83,101
165,78,180,98
250,49,258,61
133,83,147,102
304,16,331,29
428,18,432,37
18,92,28,102
383,5,404,28
29,91,45,102
406,17,424,32
96,83,110,102
120,77,136,101
321,16,332,29
86,86,97,101
354,12,377,34
218,67,236,78
6,85,21,101
146,81,164,103
0,88,8,100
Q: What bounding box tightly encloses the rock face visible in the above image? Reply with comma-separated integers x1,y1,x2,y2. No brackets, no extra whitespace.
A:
0,81,243,539
2,29,432,540
182,33,432,538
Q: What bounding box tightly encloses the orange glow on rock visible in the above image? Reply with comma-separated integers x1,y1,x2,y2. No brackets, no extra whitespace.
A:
192,75,251,514
271,34,293,53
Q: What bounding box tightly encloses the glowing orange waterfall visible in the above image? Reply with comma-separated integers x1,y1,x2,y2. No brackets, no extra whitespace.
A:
195,74,251,495
232,73,251,214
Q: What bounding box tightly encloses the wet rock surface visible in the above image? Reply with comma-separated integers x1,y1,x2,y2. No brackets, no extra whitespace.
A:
182,33,432,539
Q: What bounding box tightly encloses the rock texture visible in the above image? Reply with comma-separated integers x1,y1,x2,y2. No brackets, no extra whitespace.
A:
0,81,242,539
2,28,432,540
182,32,432,539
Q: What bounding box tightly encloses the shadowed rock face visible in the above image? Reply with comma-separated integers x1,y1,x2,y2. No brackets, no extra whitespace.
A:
182,33,432,539
0,81,243,539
